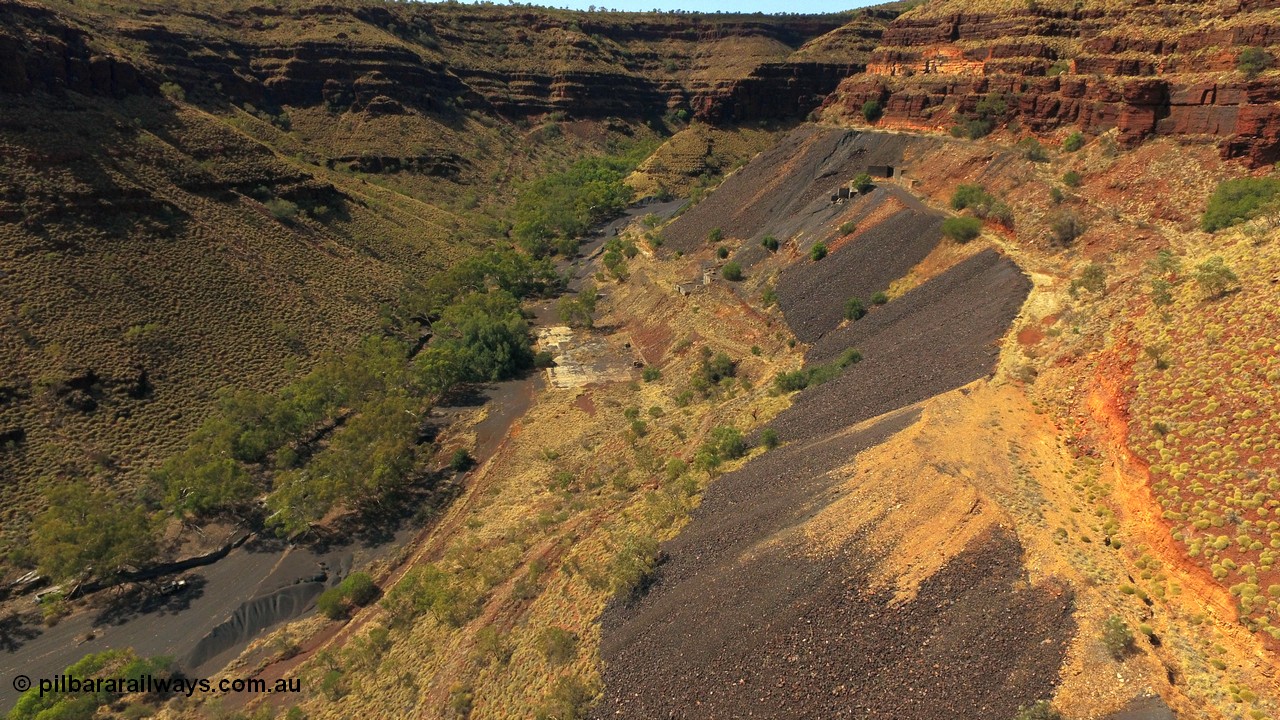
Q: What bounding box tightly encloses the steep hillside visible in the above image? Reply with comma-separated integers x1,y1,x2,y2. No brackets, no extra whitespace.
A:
0,0,904,562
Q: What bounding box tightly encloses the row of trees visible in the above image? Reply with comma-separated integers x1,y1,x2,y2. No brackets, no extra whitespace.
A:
511,142,655,257
33,249,563,582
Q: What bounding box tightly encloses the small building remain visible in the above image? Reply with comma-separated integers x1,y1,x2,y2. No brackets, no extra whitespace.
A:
867,164,896,178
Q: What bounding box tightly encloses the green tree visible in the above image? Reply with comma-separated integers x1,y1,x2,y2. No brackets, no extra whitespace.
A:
511,149,649,256
1062,131,1084,152
33,481,158,582
10,649,174,720
761,235,779,252
707,426,746,460
266,395,419,535
1149,277,1173,307
557,284,598,329
721,261,743,281
810,243,828,261
434,291,533,382
154,449,257,518
1146,249,1182,277
1194,256,1239,298
852,173,874,194
1201,177,1280,231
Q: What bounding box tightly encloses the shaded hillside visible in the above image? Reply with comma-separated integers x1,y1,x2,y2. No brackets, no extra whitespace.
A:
823,0,1280,165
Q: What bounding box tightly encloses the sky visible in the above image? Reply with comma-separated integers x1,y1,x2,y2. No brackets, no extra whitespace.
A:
436,0,884,15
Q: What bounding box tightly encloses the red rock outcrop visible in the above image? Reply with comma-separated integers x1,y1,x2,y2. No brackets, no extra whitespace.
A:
824,1,1280,166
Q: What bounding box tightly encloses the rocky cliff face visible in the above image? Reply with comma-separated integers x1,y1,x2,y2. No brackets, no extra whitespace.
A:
0,1,888,125
823,0,1280,165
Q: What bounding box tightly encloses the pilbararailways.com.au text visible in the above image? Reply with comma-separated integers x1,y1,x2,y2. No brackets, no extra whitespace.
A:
15,673,301,698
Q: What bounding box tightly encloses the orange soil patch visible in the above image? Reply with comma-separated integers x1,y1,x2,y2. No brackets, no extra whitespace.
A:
573,391,596,416
1086,345,1239,624
1018,325,1046,346
629,321,674,365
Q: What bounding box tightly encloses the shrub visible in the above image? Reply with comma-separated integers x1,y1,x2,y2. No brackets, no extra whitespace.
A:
810,243,828,261
708,227,723,243
1062,131,1084,152
1149,277,1173,307
1201,177,1280,231
716,246,729,259
608,533,660,598
539,627,578,665
761,287,778,307
839,221,857,235
534,350,555,368
708,426,746,460
721,261,743,281
641,366,661,382
773,349,861,392
950,184,987,211
774,370,812,393
761,428,779,450
535,677,595,720
844,297,866,321
1014,700,1064,720
1050,187,1064,204
1062,170,1082,187
871,291,888,305
952,181,988,210
852,173,874,194
975,92,1009,117
950,184,1012,225
761,235,779,252
1194,256,1239,298
1239,46,1271,78
1072,262,1107,295
1017,138,1048,162
861,99,883,122
265,198,300,221
341,573,379,605
159,81,185,101
317,572,379,619
558,285,597,329
955,116,996,139
1101,614,1134,658
942,216,982,242
1048,210,1085,245
449,449,475,472
448,684,474,718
